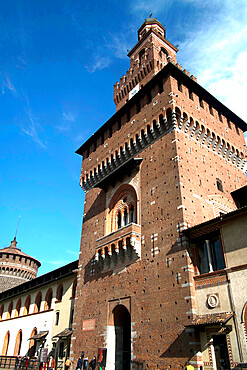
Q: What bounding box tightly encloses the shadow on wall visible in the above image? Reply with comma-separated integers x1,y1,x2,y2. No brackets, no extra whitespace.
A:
160,328,195,367
83,189,106,223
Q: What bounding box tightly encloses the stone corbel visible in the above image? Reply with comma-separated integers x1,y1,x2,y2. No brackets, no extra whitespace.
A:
130,236,141,259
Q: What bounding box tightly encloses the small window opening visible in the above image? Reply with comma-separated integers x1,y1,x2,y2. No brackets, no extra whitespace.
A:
55,311,60,326
216,178,223,192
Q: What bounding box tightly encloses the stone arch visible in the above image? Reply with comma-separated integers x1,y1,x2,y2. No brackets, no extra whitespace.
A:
44,288,53,310
113,304,131,370
28,327,37,357
7,301,13,319
34,291,42,313
13,330,22,356
23,295,31,315
0,304,4,320
241,301,247,342
14,298,22,318
107,184,138,234
2,331,10,355
56,283,63,302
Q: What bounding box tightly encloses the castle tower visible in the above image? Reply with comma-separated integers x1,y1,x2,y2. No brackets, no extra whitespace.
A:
72,18,247,369
0,238,41,293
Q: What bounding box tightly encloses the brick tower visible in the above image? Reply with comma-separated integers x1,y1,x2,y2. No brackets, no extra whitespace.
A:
72,18,247,369
0,237,41,293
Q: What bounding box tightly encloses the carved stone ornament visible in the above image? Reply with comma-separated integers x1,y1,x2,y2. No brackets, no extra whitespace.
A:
207,294,219,308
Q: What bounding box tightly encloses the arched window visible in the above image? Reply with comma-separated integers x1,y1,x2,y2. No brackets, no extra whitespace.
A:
28,328,37,357
7,301,13,319
15,299,21,317
130,205,135,223
160,47,168,58
34,292,42,313
13,330,22,356
23,295,31,315
71,279,77,299
107,184,138,234
56,284,63,302
0,304,4,320
124,209,128,226
2,331,10,355
117,212,122,229
44,288,53,311
139,48,145,61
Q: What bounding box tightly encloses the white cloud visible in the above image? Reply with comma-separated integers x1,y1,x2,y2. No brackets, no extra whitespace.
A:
66,249,79,257
1,75,17,95
130,0,170,16
21,108,47,148
63,111,76,122
178,0,247,121
57,111,77,131
85,54,110,73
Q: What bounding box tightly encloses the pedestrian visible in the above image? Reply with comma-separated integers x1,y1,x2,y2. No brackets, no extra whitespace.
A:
48,356,56,370
83,357,88,370
65,357,72,370
76,357,83,370
25,356,30,369
89,356,96,370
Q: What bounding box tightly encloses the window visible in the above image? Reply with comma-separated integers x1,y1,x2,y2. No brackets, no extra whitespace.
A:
59,342,64,359
124,209,128,226
107,184,138,234
216,178,223,192
55,311,60,326
139,48,145,61
189,89,193,100
117,212,122,229
177,81,182,92
195,232,225,274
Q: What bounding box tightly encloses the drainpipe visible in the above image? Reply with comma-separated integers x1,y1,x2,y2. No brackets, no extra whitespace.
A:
225,268,244,363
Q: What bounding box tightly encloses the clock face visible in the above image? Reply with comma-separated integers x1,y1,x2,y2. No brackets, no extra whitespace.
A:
207,294,219,308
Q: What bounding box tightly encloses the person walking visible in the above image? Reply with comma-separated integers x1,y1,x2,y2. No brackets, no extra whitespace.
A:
65,357,72,370
76,357,83,370
48,356,56,370
89,356,96,370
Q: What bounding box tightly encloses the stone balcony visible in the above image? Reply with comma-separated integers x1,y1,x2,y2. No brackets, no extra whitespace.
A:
95,223,141,262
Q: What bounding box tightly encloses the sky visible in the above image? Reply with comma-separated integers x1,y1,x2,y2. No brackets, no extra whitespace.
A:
1,0,247,276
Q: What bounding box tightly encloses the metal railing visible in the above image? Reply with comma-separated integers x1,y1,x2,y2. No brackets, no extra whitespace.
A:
0,356,39,370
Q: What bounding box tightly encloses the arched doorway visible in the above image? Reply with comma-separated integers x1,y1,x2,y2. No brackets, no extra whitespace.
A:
113,305,131,370
28,328,37,357
14,330,22,356
2,331,10,355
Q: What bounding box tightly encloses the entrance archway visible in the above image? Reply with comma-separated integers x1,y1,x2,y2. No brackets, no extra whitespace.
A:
113,304,131,370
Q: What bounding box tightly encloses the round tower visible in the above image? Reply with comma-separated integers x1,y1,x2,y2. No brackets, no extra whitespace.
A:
0,237,41,293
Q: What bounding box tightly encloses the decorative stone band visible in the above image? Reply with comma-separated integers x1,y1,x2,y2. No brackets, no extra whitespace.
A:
95,223,142,261
80,107,246,192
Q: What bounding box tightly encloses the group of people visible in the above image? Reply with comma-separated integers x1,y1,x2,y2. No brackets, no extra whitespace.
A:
45,354,96,370
75,355,96,370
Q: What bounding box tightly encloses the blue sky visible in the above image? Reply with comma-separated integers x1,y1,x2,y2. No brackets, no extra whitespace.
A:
1,0,247,276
